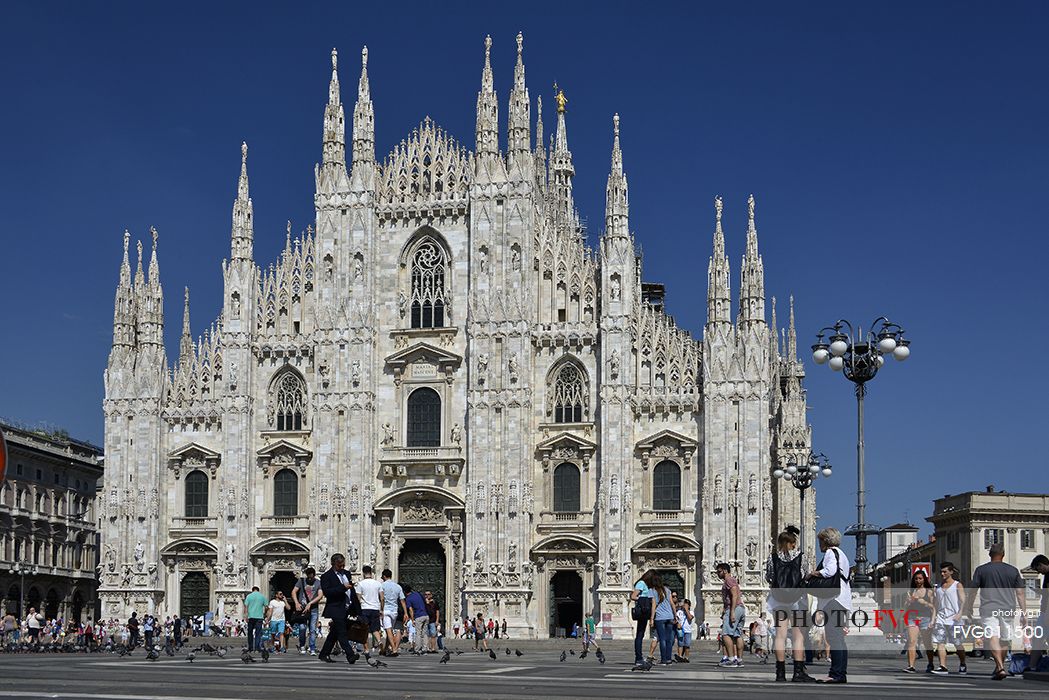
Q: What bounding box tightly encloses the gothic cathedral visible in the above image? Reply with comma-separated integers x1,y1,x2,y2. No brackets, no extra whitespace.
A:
100,35,815,637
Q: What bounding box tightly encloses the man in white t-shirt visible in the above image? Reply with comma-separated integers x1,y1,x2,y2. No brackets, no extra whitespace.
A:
265,590,290,652
355,565,385,653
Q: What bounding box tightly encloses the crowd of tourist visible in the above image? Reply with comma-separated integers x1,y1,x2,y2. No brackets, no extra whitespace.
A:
3,529,1046,685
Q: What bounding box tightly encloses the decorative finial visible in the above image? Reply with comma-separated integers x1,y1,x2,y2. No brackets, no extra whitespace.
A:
136,239,143,263
362,45,368,67
553,83,567,113
123,229,130,252
184,286,190,303
331,48,337,70
516,31,523,56
748,193,755,221
715,195,723,223
286,220,292,244
150,226,158,248
241,141,248,163
613,113,620,136
485,35,492,57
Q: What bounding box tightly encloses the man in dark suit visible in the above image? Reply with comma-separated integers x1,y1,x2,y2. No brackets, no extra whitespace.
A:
318,553,360,664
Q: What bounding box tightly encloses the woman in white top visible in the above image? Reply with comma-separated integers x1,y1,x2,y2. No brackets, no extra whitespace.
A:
931,562,967,675
808,527,851,684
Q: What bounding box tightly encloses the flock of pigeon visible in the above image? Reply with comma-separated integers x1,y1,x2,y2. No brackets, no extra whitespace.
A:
5,638,624,670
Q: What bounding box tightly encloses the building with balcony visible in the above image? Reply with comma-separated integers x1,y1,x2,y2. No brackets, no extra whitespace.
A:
0,423,103,622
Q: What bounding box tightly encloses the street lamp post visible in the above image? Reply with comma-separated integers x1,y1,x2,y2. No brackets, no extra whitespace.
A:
773,452,832,555
11,560,38,618
811,317,910,590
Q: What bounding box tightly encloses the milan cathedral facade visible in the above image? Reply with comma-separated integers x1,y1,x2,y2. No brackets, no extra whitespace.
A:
99,35,816,637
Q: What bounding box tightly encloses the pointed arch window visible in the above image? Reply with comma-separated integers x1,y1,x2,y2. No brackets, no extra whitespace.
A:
274,469,299,517
652,460,681,511
270,370,307,431
551,362,588,423
406,387,441,447
410,238,448,328
184,470,209,518
553,463,581,512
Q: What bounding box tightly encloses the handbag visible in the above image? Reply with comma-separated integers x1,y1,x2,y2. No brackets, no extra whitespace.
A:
346,617,370,644
631,594,652,621
804,548,846,598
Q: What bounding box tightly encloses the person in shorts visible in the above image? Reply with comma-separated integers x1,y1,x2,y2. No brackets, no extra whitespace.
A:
354,566,384,653
902,568,935,673
675,598,694,662
930,562,967,675
474,612,489,652
717,562,746,667
265,590,290,652
379,569,407,656
963,543,1025,681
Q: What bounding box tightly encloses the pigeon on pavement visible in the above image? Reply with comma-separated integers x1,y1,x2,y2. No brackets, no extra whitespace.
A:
569,649,575,656
146,648,159,661
186,650,196,663
560,650,567,662
515,649,524,657
216,647,227,658
241,650,255,663
440,650,451,664
596,650,606,664
579,649,588,660
488,649,497,660
505,648,511,656
454,649,464,655
260,648,270,663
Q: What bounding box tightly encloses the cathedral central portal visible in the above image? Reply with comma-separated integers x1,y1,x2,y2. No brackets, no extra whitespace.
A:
398,539,446,614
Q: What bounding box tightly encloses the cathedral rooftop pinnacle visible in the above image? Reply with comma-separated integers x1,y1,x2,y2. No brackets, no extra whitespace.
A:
475,35,498,158
148,226,160,285
707,195,731,328
604,113,629,238
238,142,250,200
179,286,193,365
788,294,799,363
134,239,144,288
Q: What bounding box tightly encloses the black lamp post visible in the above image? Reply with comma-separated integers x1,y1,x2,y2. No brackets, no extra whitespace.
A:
811,318,910,590
773,452,832,555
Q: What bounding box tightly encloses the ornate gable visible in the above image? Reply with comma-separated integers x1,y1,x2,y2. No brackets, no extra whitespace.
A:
536,431,597,471
256,439,312,478
635,429,698,469
167,442,221,480
384,341,462,384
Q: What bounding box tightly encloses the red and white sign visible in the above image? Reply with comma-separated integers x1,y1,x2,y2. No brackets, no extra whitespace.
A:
911,562,932,581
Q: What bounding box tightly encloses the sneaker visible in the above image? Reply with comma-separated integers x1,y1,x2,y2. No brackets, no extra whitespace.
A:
718,658,735,667
925,664,934,674
903,666,917,673
958,665,967,675
931,666,949,675
733,659,744,667
299,649,306,655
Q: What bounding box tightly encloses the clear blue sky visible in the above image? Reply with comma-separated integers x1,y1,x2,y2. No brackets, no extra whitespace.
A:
2,2,1046,550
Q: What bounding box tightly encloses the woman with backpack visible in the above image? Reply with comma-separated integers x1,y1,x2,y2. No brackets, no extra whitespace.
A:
630,569,659,669
765,527,815,682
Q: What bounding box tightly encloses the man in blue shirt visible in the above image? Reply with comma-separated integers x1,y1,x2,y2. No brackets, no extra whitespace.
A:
404,584,429,653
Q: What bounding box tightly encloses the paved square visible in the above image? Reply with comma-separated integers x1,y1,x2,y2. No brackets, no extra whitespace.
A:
0,641,1044,699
